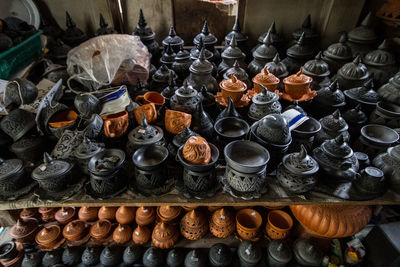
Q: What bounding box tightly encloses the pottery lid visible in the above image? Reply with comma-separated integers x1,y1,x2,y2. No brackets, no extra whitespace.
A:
128,115,164,145
32,153,73,181
266,53,289,78
63,220,86,239
182,209,207,228
116,206,136,222
123,246,142,264
302,52,330,77
175,81,199,99
252,85,279,105
133,9,155,41
224,18,248,43
342,104,367,124
162,26,184,47
74,137,104,159
55,207,76,223
132,225,150,240
253,32,277,60
321,133,353,159
36,225,61,245
211,208,234,226
11,218,38,238
282,145,319,175
348,12,377,42
90,219,112,238
78,206,99,221
143,247,164,266
158,206,182,220
257,114,291,145
293,239,323,266
292,15,319,40
267,240,293,264
220,73,247,92
222,35,246,60
338,55,369,80
172,127,199,148
161,44,176,64
323,32,353,60
286,32,314,59
194,21,218,46
10,136,43,154
175,46,190,61
253,67,280,86
20,208,37,219
190,38,214,61
258,21,283,44
0,158,23,181
315,80,345,107
320,109,348,132
224,60,249,82
345,79,380,104
136,206,154,220
283,68,313,84
152,222,177,241
238,241,262,264
162,73,179,99
152,65,176,83
364,40,396,66
113,224,132,240
388,145,400,161
189,48,214,74
185,249,206,267
209,243,232,266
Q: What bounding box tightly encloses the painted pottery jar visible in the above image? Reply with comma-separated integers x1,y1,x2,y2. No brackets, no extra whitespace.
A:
370,101,400,128
336,55,370,90
157,206,182,222
74,137,104,175
266,240,293,267
143,247,164,267
136,206,156,226
4,78,38,107
347,12,378,57
255,21,285,56
123,246,142,266
151,64,178,92
248,85,281,121
62,12,87,46
172,47,192,80
378,71,400,105
170,82,200,114
35,225,64,251
265,210,294,240
184,249,206,267
314,110,350,146
302,51,330,91
167,248,185,267
11,218,39,245
224,18,249,55
55,207,76,225
112,224,132,244
252,67,280,94
116,206,136,225
180,209,208,240
293,238,323,267
282,68,316,102
167,126,199,159
218,35,247,77
209,243,233,267
237,241,262,267
133,9,160,61
282,33,314,74
277,145,319,194
342,104,367,140
313,79,346,118
193,21,220,63
0,108,36,142
98,206,117,221
236,208,262,240
160,44,176,68
62,219,89,245
209,208,235,239
152,222,179,249
62,246,83,266
220,73,247,104
132,225,151,245
162,26,184,52
248,32,277,78
322,32,353,74
165,109,192,135
373,145,400,193
224,60,251,89
78,206,99,222
344,79,380,114
0,157,29,194
90,219,113,244
266,54,289,90
190,102,214,141
100,245,122,267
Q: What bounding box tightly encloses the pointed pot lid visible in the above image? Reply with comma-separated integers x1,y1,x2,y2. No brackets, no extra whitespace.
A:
266,53,289,78
63,220,86,239
128,115,164,145
320,109,348,132
185,249,206,267
238,241,262,264
293,239,323,266
198,85,216,107
216,97,241,120
153,222,177,241
220,73,247,92
321,133,353,159
292,15,319,40
283,68,312,85
345,79,380,105
315,79,345,106
221,35,246,60
190,38,213,60
253,32,277,60
282,145,319,175
152,64,176,83
0,158,23,181
172,127,199,148
55,207,76,224
32,153,73,181
252,85,279,105
224,17,248,43
74,137,104,159
175,46,190,61
342,104,367,124
302,52,330,77
133,9,155,41
162,26,184,47
211,208,234,226
258,21,283,44
90,219,112,239
161,44,176,64
323,32,353,60
338,55,369,80
36,225,61,245
158,206,182,220
189,48,214,74
364,40,396,66
267,240,293,264
209,243,233,266
162,73,178,99
286,32,314,59
175,81,199,99
253,67,280,86
348,12,377,42
11,218,38,238
224,60,249,81
194,21,218,45
182,209,207,228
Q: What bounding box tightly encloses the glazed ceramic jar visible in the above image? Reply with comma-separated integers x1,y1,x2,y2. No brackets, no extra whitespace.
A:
266,240,293,267
172,47,192,80
116,206,136,225
0,157,30,196
74,93,101,120
151,65,178,92
218,36,247,77
347,12,378,57
136,206,156,226
223,18,249,55
336,55,370,91
223,60,251,89
0,242,23,267
313,79,346,118
344,79,380,114
133,9,160,61
180,209,208,240
302,52,330,91
0,109,36,142
185,249,207,267
373,145,400,193
322,32,353,74
314,110,350,146
132,225,151,245
62,220,89,245
193,21,219,63
157,206,182,222
237,241,262,267
11,218,39,245
78,206,99,222
74,137,104,176
170,82,200,114
252,67,280,94
220,73,248,104
378,72,400,105
236,208,262,240
113,224,132,244
277,145,319,194
248,85,281,121
152,222,179,249
90,219,113,244
293,239,323,267
282,68,316,102
248,32,277,78
282,33,314,74
265,210,293,240
55,207,76,225
208,243,233,267
98,206,117,221
162,26,184,52
209,208,235,239
35,225,64,251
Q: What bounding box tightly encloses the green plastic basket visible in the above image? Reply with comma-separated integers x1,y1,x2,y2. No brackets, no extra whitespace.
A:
0,30,43,79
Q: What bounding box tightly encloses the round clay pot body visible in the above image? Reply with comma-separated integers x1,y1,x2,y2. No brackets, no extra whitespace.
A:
209,208,235,239
98,206,117,221
265,210,294,240
116,206,136,225
236,208,262,240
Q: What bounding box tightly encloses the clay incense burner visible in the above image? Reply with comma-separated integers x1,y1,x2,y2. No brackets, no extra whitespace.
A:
55,207,76,225
113,224,132,244
132,225,151,245
62,219,90,246
98,206,117,221
157,206,182,222
180,209,208,240
136,206,156,226
152,222,179,249
236,208,263,241
209,208,235,239
265,210,294,240
90,219,113,245
252,67,280,94
116,206,136,225
11,218,39,245
282,68,316,102
78,206,99,222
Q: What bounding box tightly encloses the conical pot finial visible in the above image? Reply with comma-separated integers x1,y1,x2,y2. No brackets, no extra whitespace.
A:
361,11,373,27
339,32,348,43
335,133,346,144
328,79,339,92
138,9,147,27
302,14,312,29
199,48,206,62
201,21,210,35
165,44,174,55
141,114,148,128
43,152,53,164
232,17,241,32
315,51,322,60
259,84,268,95
231,73,238,83
181,126,191,136
296,67,303,76
297,32,306,45
268,21,276,34
169,26,177,37
66,11,75,28
363,78,374,89
229,35,237,48
332,109,341,119
99,13,107,28
197,37,204,50
168,72,175,87
273,53,280,63
263,66,270,75
298,145,307,159
378,39,389,51
161,64,169,72
353,55,362,65
159,222,167,231
233,60,240,69
263,31,271,46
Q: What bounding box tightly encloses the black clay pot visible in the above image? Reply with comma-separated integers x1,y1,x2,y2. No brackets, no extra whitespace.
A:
81,247,101,266
62,247,82,266
100,245,122,267
0,108,36,142
42,249,62,267
123,246,142,265
143,247,164,267
0,242,18,262
21,252,42,267
167,248,185,267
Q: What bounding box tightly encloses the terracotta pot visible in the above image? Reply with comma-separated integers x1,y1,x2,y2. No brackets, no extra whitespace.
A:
48,109,78,128
116,206,136,225
62,220,88,242
136,207,156,226
113,224,132,244
132,225,151,245
90,219,113,244
157,206,182,222
283,68,313,100
253,67,280,93
11,218,39,245
265,210,293,240
38,208,56,223
101,110,129,138
182,206,198,211
182,136,211,165
165,110,192,135
133,103,157,124
236,208,262,240
220,73,247,103
98,206,117,221
135,91,166,107
209,208,235,238
180,209,208,240
78,207,99,222
19,208,39,221
152,222,179,249
290,205,372,238
55,207,76,225
35,225,65,250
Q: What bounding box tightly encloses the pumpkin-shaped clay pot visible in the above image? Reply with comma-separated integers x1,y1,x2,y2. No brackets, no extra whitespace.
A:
98,206,117,221
157,206,182,222
132,225,151,245
90,219,113,244
78,207,99,222
63,220,90,245
182,136,211,165
180,209,208,240
35,225,65,251
152,222,179,249
55,207,76,225
113,224,132,244
116,206,136,225
209,208,235,238
290,205,372,238
136,207,156,226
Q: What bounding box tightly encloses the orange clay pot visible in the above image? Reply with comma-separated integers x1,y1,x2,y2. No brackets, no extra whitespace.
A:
236,208,262,240
209,208,235,238
48,109,78,128
252,67,280,93
220,73,247,103
98,206,117,221
35,225,65,251
78,207,99,222
283,68,313,100
165,110,192,135
101,110,129,138
132,225,151,245
180,209,208,240
157,206,182,222
62,220,88,242
90,219,113,244
290,205,372,238
136,207,156,226
265,210,293,240
152,222,179,249
55,207,76,225
133,103,157,124
11,218,39,245
19,208,39,221
38,207,56,223
113,224,132,244
116,206,136,225
135,91,165,107
182,136,211,165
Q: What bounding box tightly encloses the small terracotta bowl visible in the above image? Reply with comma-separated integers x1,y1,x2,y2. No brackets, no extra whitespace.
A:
135,91,165,107
48,109,78,128
101,110,129,138
265,210,293,240
236,208,262,240
133,103,157,124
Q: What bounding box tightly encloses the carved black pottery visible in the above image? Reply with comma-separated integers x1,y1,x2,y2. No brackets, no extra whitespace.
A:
216,97,241,121
347,12,378,57
352,166,386,199
4,78,38,106
336,55,370,91
172,46,192,80
369,101,400,128
81,247,101,266
162,26,184,53
95,13,117,36
10,136,46,163
190,102,214,140
293,238,323,267
184,249,206,267
133,9,160,62
167,248,185,267
248,85,281,121
378,71,400,106
21,252,42,267
42,249,62,267
0,157,29,193
151,65,178,93
214,117,249,145
255,21,285,56
193,21,220,64
314,110,349,147
62,246,82,266
100,245,122,267
42,59,69,84
373,145,400,193
218,35,247,77
343,79,380,115
62,11,87,47
0,108,36,142
208,243,233,267
322,32,353,74
123,246,143,266
248,32,277,78
302,51,330,91
237,241,262,267
266,240,293,267
142,247,164,267
282,32,314,74
74,137,104,175
168,126,199,159
170,81,200,114
74,94,101,119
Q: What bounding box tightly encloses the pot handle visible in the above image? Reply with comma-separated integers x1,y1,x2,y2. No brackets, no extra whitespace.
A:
103,120,116,138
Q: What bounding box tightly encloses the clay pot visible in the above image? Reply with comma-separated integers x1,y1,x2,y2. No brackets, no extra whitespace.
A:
133,103,157,124
265,210,294,240
113,224,132,244
182,136,212,165
252,67,280,93
11,218,39,245
19,208,39,221
55,207,76,225
135,91,165,107
220,73,247,103
38,208,56,223
180,209,208,240
98,206,117,221
209,208,235,238
78,207,99,222
48,109,78,128
132,225,151,245
116,206,136,225
62,220,89,244
101,111,129,138
282,68,316,101
90,219,113,244
152,222,179,249
35,225,65,250
165,110,192,135
136,207,156,226
157,206,182,222
236,208,262,240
